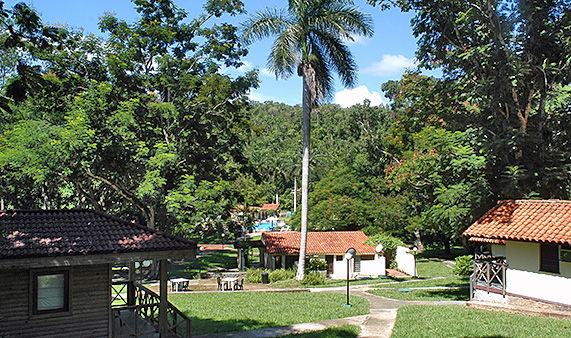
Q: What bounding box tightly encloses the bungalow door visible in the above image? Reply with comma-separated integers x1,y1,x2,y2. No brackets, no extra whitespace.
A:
326,255,334,275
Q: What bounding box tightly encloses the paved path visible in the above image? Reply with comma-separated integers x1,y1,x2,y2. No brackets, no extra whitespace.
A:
197,284,465,338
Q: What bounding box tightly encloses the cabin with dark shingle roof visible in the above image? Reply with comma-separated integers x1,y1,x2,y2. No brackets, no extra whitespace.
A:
261,231,386,279
463,200,571,307
0,209,196,337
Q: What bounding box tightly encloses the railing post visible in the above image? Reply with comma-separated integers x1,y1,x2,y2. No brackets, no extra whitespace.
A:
502,263,506,297
159,259,168,337
486,261,490,294
128,261,136,306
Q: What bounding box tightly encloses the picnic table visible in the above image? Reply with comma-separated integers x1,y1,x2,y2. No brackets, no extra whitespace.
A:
170,277,191,292
221,277,238,291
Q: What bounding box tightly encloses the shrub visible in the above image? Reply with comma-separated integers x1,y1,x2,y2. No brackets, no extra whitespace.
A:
306,258,328,272
301,271,325,285
246,268,265,283
269,268,296,282
453,255,473,276
366,232,406,267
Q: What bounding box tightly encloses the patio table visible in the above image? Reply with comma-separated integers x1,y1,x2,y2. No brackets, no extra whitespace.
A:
221,277,239,291
170,277,191,292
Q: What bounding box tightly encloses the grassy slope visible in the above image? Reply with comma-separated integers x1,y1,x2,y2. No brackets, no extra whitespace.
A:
392,305,571,337
169,292,369,335
171,250,237,278
368,260,470,301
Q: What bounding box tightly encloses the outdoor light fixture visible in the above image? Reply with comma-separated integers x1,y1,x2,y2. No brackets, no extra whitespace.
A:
344,248,356,307
375,243,384,254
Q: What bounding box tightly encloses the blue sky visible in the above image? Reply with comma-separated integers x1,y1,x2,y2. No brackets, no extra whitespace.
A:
7,0,426,107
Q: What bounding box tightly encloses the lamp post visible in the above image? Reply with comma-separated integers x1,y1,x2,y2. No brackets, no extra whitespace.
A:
344,248,356,307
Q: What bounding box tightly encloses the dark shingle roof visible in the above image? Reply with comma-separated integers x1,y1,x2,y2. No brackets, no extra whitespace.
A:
463,200,571,245
0,209,196,259
262,231,376,255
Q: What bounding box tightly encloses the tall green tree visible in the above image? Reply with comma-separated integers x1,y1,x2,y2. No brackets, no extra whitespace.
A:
0,0,256,242
243,0,373,280
371,0,571,199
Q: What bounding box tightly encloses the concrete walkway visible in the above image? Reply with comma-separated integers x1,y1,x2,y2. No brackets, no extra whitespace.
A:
197,284,465,338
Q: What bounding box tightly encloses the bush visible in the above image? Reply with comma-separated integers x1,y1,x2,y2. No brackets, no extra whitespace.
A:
453,255,473,276
246,268,266,283
366,232,406,267
269,268,296,282
301,271,325,285
306,258,328,272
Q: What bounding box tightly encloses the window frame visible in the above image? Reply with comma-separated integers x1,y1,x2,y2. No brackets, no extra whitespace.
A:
31,270,70,315
539,243,560,274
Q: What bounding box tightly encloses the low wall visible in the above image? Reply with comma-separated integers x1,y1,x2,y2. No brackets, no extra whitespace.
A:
395,246,417,276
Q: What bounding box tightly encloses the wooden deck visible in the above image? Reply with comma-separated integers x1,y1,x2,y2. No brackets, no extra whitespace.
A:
111,281,191,337
470,256,508,298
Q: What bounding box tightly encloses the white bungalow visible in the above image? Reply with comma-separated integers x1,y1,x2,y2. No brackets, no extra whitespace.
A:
463,200,571,307
261,231,385,279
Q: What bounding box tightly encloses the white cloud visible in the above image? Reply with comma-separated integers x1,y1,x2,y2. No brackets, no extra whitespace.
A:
334,86,387,108
362,54,416,76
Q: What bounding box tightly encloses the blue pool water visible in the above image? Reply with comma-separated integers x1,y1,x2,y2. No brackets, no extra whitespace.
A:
253,222,275,232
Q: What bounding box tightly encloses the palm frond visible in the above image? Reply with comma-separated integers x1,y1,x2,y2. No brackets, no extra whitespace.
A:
242,8,292,45
311,3,374,39
268,24,302,79
308,40,334,101
312,29,357,88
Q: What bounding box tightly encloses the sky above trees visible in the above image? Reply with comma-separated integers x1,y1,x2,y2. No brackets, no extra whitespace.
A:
5,0,432,107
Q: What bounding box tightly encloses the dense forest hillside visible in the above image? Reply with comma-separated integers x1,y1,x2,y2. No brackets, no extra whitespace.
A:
0,0,569,250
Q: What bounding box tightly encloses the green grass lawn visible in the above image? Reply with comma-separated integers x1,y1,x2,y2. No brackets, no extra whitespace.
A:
170,250,237,278
373,276,468,289
415,246,469,260
369,286,469,301
391,305,571,337
416,259,454,278
368,260,469,301
169,292,369,335
284,324,361,337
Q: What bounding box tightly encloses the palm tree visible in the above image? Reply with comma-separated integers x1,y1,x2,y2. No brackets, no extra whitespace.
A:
243,0,373,280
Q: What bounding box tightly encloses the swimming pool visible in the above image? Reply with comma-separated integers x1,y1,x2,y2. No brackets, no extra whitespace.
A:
252,222,276,232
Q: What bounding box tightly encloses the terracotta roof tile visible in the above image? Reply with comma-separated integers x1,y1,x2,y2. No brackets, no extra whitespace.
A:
463,200,571,244
0,209,196,259
262,231,376,255
260,204,280,211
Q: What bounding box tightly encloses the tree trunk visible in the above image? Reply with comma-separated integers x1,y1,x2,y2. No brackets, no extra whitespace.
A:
296,63,312,281
443,237,451,256
413,228,424,251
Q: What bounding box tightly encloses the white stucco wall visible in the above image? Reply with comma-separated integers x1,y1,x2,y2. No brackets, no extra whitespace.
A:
491,244,505,257
330,254,385,279
395,246,417,277
503,240,571,305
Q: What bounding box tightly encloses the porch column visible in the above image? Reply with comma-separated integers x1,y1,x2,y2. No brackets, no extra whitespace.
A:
259,247,266,268
159,259,168,336
128,261,136,305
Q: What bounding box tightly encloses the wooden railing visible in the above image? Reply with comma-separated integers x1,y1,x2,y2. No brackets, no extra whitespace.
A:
111,281,191,337
470,257,508,299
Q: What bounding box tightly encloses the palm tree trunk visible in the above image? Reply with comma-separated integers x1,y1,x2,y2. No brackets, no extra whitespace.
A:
296,63,312,281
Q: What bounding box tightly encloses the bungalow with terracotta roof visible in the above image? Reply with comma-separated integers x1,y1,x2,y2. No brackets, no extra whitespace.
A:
261,231,385,279
463,200,571,307
0,209,197,337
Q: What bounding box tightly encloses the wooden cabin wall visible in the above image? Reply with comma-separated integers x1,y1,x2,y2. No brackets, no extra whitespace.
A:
0,263,110,337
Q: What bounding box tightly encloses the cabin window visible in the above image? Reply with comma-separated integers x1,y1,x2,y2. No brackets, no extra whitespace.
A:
561,244,571,263
361,255,375,260
336,255,343,261
540,243,559,273
33,271,69,314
